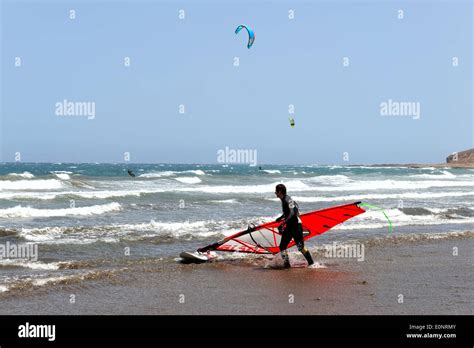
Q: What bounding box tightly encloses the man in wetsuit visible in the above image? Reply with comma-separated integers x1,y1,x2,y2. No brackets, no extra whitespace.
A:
275,184,314,268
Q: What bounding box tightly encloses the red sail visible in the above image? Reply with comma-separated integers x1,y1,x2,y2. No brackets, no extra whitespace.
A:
200,202,365,254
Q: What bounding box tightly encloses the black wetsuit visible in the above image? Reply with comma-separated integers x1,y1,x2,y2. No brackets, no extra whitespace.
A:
276,195,304,251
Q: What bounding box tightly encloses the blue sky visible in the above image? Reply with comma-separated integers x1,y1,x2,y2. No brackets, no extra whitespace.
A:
1,0,472,164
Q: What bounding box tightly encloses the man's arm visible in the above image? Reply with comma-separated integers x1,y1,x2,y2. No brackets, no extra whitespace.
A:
284,197,296,223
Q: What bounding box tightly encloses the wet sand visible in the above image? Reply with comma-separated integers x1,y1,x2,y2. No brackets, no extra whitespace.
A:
1,237,472,315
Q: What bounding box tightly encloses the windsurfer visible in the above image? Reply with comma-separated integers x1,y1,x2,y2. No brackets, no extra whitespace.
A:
275,184,314,267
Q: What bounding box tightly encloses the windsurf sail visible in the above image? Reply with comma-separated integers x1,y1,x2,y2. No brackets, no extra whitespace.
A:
197,201,365,254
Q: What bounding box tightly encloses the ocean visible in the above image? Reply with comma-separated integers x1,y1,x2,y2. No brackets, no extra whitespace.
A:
0,163,473,297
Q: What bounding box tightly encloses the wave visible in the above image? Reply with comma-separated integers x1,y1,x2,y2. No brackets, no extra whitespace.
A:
209,199,240,204
175,177,202,184
326,180,474,191
14,204,474,245
139,171,175,178
0,259,102,270
289,191,474,203
165,179,473,194
306,174,351,184
0,259,62,270
51,171,72,180
19,226,123,244
0,202,121,218
139,169,206,178
61,190,143,199
262,169,281,174
0,188,154,200
7,172,35,179
0,179,65,191
0,269,120,294
186,170,206,175
409,170,456,179
4,205,474,246
15,217,271,245
174,180,310,194
0,228,18,237
347,166,402,169
307,179,474,192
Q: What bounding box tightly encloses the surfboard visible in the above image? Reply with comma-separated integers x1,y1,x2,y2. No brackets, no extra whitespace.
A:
179,251,218,263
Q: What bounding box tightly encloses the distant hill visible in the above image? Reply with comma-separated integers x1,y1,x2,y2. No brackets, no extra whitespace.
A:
351,148,474,168
446,148,474,165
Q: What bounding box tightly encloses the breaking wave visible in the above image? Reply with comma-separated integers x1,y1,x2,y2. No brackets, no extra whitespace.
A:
0,202,121,218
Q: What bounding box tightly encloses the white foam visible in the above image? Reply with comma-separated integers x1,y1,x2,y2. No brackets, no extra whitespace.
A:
289,191,474,203
0,259,61,270
161,178,474,195
7,172,35,179
347,166,400,169
0,202,121,218
440,170,456,177
409,170,456,179
308,262,327,269
147,220,222,238
186,170,206,175
52,171,73,174
30,274,81,287
139,169,206,178
306,174,351,184
11,206,474,246
0,271,109,292
139,171,175,178
311,179,474,192
210,199,240,204
174,180,309,194
52,172,71,180
175,177,202,184
68,190,144,199
0,189,156,200
263,169,281,174
18,219,230,244
0,179,65,191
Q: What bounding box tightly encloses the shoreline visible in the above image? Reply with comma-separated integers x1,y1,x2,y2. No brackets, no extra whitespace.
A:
1,234,472,315
348,163,474,169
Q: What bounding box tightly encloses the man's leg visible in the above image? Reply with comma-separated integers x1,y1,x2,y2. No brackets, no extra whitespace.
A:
295,225,314,266
279,230,292,268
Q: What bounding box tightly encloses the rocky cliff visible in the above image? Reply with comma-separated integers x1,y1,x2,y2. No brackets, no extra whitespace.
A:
446,148,474,164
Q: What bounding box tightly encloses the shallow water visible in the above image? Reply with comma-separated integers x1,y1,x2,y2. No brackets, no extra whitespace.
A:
0,163,473,297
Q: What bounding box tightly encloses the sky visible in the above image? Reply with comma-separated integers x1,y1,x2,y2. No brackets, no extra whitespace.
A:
1,0,472,164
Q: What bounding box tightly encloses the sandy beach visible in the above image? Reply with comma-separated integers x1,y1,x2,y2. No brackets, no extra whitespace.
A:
1,233,472,315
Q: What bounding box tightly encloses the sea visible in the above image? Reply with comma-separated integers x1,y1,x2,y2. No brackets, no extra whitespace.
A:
0,163,473,295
